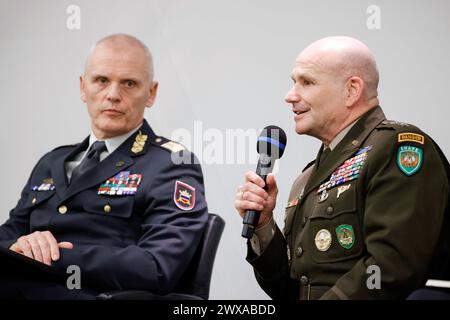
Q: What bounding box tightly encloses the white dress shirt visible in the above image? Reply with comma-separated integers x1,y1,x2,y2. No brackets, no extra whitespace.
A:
64,123,142,181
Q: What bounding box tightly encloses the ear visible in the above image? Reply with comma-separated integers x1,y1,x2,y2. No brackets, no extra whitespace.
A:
146,81,159,108
344,76,364,107
80,75,87,103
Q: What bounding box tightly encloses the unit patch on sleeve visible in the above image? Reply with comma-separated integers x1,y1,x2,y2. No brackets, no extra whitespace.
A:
174,180,196,211
397,145,423,176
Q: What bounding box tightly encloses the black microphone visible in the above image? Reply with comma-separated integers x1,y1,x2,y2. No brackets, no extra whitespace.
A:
241,125,287,239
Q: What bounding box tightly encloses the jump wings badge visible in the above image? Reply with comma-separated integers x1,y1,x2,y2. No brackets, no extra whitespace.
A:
397,145,423,176
174,180,196,211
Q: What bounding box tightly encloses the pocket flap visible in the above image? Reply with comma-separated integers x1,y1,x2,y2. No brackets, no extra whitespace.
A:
83,196,134,218
24,191,56,209
311,183,357,220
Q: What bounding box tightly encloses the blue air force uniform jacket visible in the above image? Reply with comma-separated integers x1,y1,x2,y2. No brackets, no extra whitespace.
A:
0,120,208,293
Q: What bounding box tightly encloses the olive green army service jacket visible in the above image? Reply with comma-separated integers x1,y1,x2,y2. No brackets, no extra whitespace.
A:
247,106,449,300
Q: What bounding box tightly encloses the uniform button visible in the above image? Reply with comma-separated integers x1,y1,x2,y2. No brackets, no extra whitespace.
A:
58,205,68,214
300,275,309,285
155,137,162,143
326,205,334,214
32,197,37,204
296,247,303,257
104,205,111,213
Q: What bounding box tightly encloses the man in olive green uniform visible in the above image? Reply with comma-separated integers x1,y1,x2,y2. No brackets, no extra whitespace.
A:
235,36,449,300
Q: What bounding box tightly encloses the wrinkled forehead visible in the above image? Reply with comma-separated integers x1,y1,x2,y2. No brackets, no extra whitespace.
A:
291,51,335,79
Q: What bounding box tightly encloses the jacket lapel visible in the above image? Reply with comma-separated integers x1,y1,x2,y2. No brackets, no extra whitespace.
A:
61,121,155,203
51,138,89,199
302,106,387,199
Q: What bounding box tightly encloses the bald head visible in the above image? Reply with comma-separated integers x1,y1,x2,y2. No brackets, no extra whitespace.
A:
286,36,380,143
85,34,154,82
298,36,379,101
80,34,159,139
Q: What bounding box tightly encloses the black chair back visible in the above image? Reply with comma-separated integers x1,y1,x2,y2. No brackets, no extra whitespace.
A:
174,213,225,299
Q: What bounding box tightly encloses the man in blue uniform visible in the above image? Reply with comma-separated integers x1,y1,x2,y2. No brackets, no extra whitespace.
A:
0,34,208,299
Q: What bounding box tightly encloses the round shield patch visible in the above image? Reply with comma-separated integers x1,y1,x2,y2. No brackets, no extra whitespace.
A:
397,145,423,176
315,229,332,252
336,224,355,249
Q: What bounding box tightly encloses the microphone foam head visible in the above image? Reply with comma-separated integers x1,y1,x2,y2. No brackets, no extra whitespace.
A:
257,125,287,159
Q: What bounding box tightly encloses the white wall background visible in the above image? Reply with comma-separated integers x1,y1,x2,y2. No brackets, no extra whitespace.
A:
0,0,449,299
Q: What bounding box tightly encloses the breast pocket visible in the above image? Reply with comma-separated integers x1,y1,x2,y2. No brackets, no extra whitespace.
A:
24,191,56,209
308,182,363,264
83,196,134,219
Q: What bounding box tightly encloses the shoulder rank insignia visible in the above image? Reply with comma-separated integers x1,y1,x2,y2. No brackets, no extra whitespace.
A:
161,141,185,153
174,180,195,211
397,145,423,176
382,120,410,127
336,224,355,249
398,132,424,145
131,131,148,154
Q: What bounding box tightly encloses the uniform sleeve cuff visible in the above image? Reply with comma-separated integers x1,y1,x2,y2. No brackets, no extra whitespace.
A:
250,217,276,255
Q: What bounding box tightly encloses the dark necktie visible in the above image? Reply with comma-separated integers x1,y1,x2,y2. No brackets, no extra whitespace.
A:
318,147,331,169
70,141,107,182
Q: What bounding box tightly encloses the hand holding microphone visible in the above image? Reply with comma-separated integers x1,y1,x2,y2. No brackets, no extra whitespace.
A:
235,126,287,239
235,171,278,231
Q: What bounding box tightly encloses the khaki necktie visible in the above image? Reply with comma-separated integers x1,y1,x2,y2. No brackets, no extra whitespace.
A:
318,147,331,169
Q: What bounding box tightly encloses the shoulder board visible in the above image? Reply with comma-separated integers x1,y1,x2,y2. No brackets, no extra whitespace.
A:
152,136,186,153
377,120,425,144
377,119,412,130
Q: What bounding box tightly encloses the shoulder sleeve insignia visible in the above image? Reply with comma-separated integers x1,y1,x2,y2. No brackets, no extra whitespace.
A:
397,145,423,176
398,132,425,144
174,180,195,211
161,141,185,153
